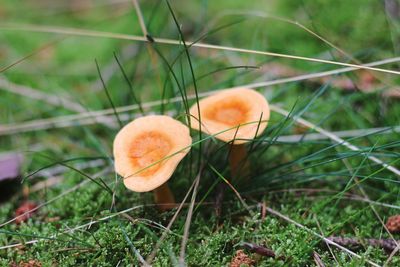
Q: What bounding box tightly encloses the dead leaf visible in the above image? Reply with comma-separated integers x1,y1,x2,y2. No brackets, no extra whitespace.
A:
10,260,42,267
0,153,23,202
0,153,23,182
230,250,255,267
15,202,38,224
386,215,400,233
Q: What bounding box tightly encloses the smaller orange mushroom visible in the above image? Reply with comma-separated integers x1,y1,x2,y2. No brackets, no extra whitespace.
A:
113,115,192,210
189,88,270,179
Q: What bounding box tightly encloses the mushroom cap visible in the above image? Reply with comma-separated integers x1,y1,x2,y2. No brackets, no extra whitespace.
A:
189,88,270,144
113,115,192,192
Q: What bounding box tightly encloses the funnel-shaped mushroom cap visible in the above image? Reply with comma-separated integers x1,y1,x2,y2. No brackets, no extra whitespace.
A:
189,88,270,144
113,115,192,192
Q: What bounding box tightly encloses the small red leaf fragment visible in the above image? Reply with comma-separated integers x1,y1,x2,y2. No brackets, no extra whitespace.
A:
15,201,38,224
386,215,400,233
10,260,42,267
230,250,255,267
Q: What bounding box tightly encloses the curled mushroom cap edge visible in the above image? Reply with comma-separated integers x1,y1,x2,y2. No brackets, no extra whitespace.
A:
189,87,270,144
113,115,192,193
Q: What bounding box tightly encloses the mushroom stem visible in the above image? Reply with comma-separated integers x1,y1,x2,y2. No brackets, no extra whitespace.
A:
153,183,176,211
215,144,250,218
229,144,250,181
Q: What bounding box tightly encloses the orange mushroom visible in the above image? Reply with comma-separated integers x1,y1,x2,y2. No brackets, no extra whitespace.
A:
189,88,270,179
113,115,192,210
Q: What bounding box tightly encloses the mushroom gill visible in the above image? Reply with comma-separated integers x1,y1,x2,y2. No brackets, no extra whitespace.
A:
203,97,250,127
129,131,172,177
189,87,270,144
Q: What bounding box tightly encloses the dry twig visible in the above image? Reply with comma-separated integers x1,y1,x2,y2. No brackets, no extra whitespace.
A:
327,236,400,253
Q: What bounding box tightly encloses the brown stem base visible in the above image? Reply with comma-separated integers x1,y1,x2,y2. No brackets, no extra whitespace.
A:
153,183,176,211
214,183,225,219
229,144,250,182
215,144,250,218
